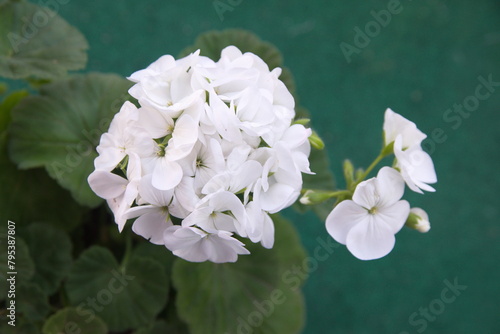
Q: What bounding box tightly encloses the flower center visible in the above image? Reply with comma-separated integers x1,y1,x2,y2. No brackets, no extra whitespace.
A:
368,207,378,215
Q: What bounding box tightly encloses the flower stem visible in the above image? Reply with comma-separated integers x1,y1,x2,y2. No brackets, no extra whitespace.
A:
120,228,133,272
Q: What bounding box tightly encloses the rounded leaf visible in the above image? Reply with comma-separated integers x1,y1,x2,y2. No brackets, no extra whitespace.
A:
9,73,133,207
173,214,306,334
21,223,72,295
0,0,88,79
66,246,169,332
42,307,107,334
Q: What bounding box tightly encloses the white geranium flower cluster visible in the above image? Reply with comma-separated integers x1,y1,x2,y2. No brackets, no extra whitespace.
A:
88,46,312,263
326,108,437,260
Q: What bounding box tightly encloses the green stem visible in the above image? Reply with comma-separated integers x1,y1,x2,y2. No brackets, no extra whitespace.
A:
120,228,133,271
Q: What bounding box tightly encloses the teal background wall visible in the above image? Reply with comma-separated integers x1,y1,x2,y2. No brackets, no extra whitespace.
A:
58,1,499,333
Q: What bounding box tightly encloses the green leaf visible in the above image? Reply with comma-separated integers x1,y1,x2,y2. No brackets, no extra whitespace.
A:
9,73,133,207
0,90,28,138
21,223,72,295
17,282,51,321
42,307,108,334
0,232,34,300
173,214,307,334
66,246,169,332
132,241,176,278
0,0,88,79
134,320,181,334
0,90,85,230
180,29,296,97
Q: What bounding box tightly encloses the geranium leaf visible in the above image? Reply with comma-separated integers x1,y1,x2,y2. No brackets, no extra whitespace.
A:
20,223,72,295
173,214,307,334
9,73,133,207
66,246,169,332
17,282,51,321
0,0,88,79
42,307,107,334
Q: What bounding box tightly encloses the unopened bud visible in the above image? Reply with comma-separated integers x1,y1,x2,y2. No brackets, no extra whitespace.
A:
309,131,325,150
405,208,431,233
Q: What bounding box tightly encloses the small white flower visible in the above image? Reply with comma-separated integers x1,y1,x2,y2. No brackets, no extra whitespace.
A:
326,167,410,260
163,226,250,263
410,207,431,233
394,135,437,194
383,108,427,149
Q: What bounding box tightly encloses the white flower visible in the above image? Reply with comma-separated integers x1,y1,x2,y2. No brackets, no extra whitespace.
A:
89,153,142,231
394,135,437,194
163,226,250,263
410,207,431,233
182,191,248,237
89,45,312,263
383,108,426,149
326,167,410,260
94,102,154,171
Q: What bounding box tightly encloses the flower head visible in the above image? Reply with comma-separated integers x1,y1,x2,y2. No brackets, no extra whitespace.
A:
326,167,410,260
88,46,312,263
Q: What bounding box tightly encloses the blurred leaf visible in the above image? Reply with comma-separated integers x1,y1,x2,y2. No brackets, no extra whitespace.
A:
180,29,296,97
21,223,72,295
9,73,133,207
0,0,88,79
17,282,50,321
0,91,85,230
0,90,28,138
173,214,306,334
0,232,34,300
42,307,107,334
0,318,39,334
134,320,185,334
132,241,176,278
66,246,169,332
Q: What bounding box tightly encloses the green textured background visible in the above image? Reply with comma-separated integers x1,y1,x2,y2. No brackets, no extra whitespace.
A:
58,0,499,333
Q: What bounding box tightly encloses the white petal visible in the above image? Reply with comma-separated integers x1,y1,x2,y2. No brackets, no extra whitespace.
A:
352,178,378,209
132,210,172,245
375,167,405,207
376,200,410,234
139,174,174,206
325,200,368,245
345,215,396,260
88,170,127,199
383,108,426,148
139,107,173,138
152,158,183,190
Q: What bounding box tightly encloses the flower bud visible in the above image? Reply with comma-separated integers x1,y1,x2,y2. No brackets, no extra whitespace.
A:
308,130,325,150
405,207,431,233
300,190,333,205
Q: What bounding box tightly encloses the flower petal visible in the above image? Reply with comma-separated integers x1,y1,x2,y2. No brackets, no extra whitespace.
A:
345,215,396,260
325,200,368,245
88,170,127,199
132,210,172,245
